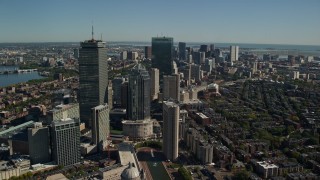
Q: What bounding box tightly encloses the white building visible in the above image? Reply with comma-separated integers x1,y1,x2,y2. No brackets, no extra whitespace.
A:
230,45,239,62
92,104,110,151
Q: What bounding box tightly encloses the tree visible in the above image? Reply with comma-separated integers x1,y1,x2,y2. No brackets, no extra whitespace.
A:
233,170,249,180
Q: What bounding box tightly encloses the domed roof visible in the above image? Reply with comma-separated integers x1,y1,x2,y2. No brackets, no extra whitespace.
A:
121,163,140,180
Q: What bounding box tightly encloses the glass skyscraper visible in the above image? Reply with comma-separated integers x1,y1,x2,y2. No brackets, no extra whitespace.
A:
79,39,108,128
151,37,174,75
127,64,151,120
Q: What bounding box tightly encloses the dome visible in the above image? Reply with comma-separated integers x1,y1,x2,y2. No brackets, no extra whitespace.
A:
121,163,140,180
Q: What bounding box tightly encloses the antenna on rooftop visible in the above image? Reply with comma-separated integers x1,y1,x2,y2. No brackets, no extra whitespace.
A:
92,25,94,40
101,33,103,41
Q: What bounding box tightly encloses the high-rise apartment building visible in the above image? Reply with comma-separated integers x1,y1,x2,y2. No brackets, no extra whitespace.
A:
163,74,180,101
152,37,174,75
92,104,109,152
150,68,159,100
127,64,151,120
178,42,186,61
163,101,179,161
230,45,239,62
144,46,152,59
79,39,108,128
51,118,81,166
28,123,50,165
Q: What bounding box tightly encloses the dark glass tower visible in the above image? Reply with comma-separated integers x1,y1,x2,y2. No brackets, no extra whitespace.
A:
151,37,174,75
178,42,186,61
127,64,151,120
79,39,108,128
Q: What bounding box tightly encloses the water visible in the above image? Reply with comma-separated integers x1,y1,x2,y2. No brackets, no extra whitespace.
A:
0,66,44,87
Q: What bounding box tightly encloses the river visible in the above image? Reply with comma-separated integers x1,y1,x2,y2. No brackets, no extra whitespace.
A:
0,66,44,87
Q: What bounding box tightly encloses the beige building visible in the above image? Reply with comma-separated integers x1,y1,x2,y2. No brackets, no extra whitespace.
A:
150,68,159,100
163,101,179,161
122,119,153,140
92,104,110,152
47,103,79,123
163,74,180,101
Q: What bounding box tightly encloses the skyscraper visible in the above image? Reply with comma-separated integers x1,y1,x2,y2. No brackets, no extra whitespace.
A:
230,45,239,62
112,77,125,106
144,46,152,59
163,101,179,161
51,119,81,166
200,44,209,52
152,37,174,75
79,38,108,128
92,104,109,152
163,74,180,101
127,64,151,120
178,42,186,61
28,123,50,165
150,68,159,100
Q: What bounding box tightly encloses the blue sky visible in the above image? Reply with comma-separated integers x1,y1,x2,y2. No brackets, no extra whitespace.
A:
0,0,319,45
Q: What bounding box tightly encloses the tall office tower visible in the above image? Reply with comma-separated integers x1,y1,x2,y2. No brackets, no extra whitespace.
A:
107,80,113,110
28,123,50,165
120,51,127,60
178,42,187,61
188,54,193,64
252,62,258,73
127,64,151,120
92,104,109,152
191,64,201,82
230,45,239,62
200,52,206,64
200,44,209,52
79,37,108,128
150,68,160,100
145,46,152,59
73,48,79,59
193,51,200,64
163,101,179,161
112,77,125,107
163,74,180,101
210,44,215,52
51,119,80,166
172,61,178,74
209,44,215,57
152,37,174,75
121,81,128,109
183,64,191,84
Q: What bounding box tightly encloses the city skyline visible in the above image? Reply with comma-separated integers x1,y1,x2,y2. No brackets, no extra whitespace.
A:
0,0,320,45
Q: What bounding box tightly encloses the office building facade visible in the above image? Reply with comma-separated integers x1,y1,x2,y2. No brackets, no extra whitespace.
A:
92,104,109,152
151,37,174,75
163,101,179,161
150,68,159,100
144,46,152,59
230,45,239,62
163,74,180,101
51,119,81,166
79,39,108,128
127,64,151,120
178,42,186,61
28,123,50,165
